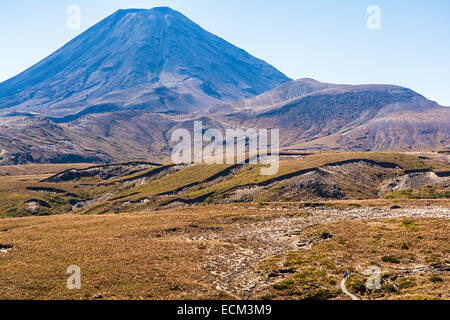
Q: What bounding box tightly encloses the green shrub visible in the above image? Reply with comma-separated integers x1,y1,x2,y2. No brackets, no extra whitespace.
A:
401,242,410,250
273,279,295,290
429,275,443,283
398,279,416,290
307,288,341,300
347,279,366,295
401,219,415,228
381,255,400,264
381,283,397,293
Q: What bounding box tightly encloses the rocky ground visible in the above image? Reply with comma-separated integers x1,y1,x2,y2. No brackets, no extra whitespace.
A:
173,205,449,298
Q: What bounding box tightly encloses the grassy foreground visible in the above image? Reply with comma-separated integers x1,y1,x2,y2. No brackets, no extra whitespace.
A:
0,203,448,300
0,152,448,300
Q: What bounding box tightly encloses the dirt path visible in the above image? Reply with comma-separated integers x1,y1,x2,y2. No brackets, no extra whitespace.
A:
340,275,359,300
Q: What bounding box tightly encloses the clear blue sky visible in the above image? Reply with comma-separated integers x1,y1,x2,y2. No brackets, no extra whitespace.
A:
1,0,449,105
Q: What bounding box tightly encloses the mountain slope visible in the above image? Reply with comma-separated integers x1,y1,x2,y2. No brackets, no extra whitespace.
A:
215,79,450,151
0,111,176,164
211,78,337,114
0,7,290,117
0,78,448,165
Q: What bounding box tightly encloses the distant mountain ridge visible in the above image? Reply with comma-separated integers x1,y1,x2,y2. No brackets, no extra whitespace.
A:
0,7,290,117
214,79,450,151
0,7,448,165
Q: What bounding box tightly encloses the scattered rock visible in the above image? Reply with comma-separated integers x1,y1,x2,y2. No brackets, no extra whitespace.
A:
297,239,310,247
278,269,296,274
26,187,69,195
0,244,13,253
320,232,334,240
175,206,450,298
25,200,52,216
72,193,113,211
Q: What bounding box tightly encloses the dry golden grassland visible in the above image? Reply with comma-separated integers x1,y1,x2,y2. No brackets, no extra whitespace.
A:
0,153,448,300
0,151,448,218
0,164,93,218
0,203,448,300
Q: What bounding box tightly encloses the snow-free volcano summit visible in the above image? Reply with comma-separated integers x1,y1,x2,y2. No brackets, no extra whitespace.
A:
0,7,290,117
